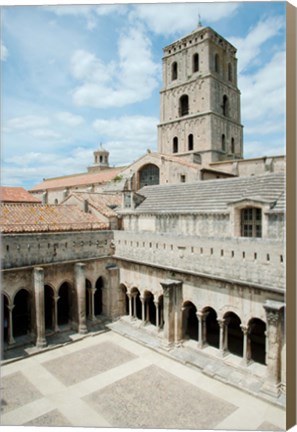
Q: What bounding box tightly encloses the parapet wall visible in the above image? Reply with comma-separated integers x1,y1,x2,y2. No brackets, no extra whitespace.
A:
113,231,285,290
2,231,113,269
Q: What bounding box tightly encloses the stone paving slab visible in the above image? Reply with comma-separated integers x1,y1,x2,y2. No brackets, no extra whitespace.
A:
43,340,136,386
1,371,43,414
84,363,237,429
24,409,71,427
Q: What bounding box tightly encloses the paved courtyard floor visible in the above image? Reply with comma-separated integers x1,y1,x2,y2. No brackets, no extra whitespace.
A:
1,330,285,430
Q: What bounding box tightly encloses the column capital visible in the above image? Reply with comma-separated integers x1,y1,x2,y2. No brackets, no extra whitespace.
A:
217,318,225,328
263,300,284,326
74,262,86,270
7,305,15,312
34,266,44,274
240,324,248,334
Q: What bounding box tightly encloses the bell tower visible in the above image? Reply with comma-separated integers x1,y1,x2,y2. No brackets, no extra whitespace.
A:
87,143,110,173
157,25,243,165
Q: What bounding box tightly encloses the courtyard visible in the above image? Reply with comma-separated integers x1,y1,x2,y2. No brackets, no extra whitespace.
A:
1,328,285,430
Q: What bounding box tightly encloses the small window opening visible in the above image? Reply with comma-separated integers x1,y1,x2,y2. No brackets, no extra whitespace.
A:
215,54,219,73
172,62,178,80
180,175,186,183
228,63,232,82
188,134,194,151
193,53,199,72
173,137,178,153
231,137,235,154
179,94,189,116
221,134,226,152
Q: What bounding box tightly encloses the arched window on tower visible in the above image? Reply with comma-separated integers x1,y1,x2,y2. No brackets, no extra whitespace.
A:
215,54,220,73
221,134,226,152
231,137,235,154
173,137,178,153
222,95,229,117
188,134,194,151
179,94,189,116
193,53,199,72
172,62,178,80
228,63,232,82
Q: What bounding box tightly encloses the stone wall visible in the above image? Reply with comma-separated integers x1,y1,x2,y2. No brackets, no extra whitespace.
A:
2,231,113,269
113,231,285,290
121,212,284,240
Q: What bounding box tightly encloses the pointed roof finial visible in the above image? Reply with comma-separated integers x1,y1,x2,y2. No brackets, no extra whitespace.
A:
198,13,202,28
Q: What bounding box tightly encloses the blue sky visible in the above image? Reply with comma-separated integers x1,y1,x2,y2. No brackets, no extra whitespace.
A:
1,2,286,189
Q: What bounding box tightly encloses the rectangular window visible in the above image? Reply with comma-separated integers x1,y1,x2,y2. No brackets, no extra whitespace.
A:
241,207,262,238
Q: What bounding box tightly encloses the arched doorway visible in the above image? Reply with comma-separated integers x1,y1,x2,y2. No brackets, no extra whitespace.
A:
204,307,219,348
249,318,266,364
13,289,31,337
139,164,160,189
183,301,198,341
94,277,103,316
44,285,54,331
224,312,243,357
2,294,9,343
144,291,156,325
131,288,142,320
58,282,71,326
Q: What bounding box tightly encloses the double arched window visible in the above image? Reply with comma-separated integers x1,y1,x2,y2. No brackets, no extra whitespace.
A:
171,62,178,80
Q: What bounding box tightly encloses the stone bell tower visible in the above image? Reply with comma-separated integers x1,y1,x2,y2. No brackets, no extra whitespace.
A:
158,25,243,165
87,143,110,173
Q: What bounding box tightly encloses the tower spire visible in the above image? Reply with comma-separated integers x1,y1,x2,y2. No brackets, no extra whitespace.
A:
197,13,202,28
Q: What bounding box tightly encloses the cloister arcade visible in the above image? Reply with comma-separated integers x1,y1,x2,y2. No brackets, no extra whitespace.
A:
2,275,105,347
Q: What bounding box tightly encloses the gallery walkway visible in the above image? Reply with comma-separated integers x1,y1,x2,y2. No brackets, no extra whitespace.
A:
1,326,285,430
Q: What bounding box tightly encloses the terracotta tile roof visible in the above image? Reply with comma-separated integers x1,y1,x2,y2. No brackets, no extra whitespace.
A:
64,192,122,217
0,203,108,233
29,167,125,192
0,187,41,203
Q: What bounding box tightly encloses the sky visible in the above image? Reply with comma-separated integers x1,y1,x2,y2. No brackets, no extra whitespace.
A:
1,1,287,189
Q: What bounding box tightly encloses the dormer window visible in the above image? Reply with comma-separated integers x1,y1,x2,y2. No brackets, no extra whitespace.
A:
241,207,262,237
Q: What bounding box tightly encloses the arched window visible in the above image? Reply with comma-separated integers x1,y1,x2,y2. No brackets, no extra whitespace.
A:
173,137,178,153
188,134,194,151
171,62,178,80
231,137,235,154
193,53,199,72
241,207,262,237
222,95,229,117
228,63,232,82
179,94,189,116
214,54,219,73
221,134,226,152
139,164,160,189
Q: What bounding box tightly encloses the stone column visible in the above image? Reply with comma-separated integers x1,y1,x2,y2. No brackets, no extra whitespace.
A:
53,295,60,332
106,265,120,319
7,305,15,345
74,263,88,334
261,300,284,397
33,267,47,348
154,300,159,328
196,311,204,348
218,319,225,357
160,279,183,345
132,293,137,318
140,296,145,324
240,325,249,365
127,293,132,319
146,300,150,323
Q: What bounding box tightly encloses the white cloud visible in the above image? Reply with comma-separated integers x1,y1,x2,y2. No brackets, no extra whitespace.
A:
56,111,84,126
30,129,62,139
1,40,8,61
130,3,239,36
6,115,50,131
229,16,284,73
71,27,160,108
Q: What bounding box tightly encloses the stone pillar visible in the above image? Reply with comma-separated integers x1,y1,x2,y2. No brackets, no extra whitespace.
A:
127,293,132,319
240,325,249,365
53,295,60,332
146,300,150,323
33,267,47,348
140,296,145,324
160,279,183,345
74,263,88,334
90,288,96,321
262,300,284,397
106,265,120,319
218,319,225,357
132,293,137,318
196,311,204,348
154,300,159,328
7,305,15,345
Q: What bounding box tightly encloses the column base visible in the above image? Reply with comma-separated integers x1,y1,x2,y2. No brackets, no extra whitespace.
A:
261,381,281,398
36,338,47,349
78,325,88,335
